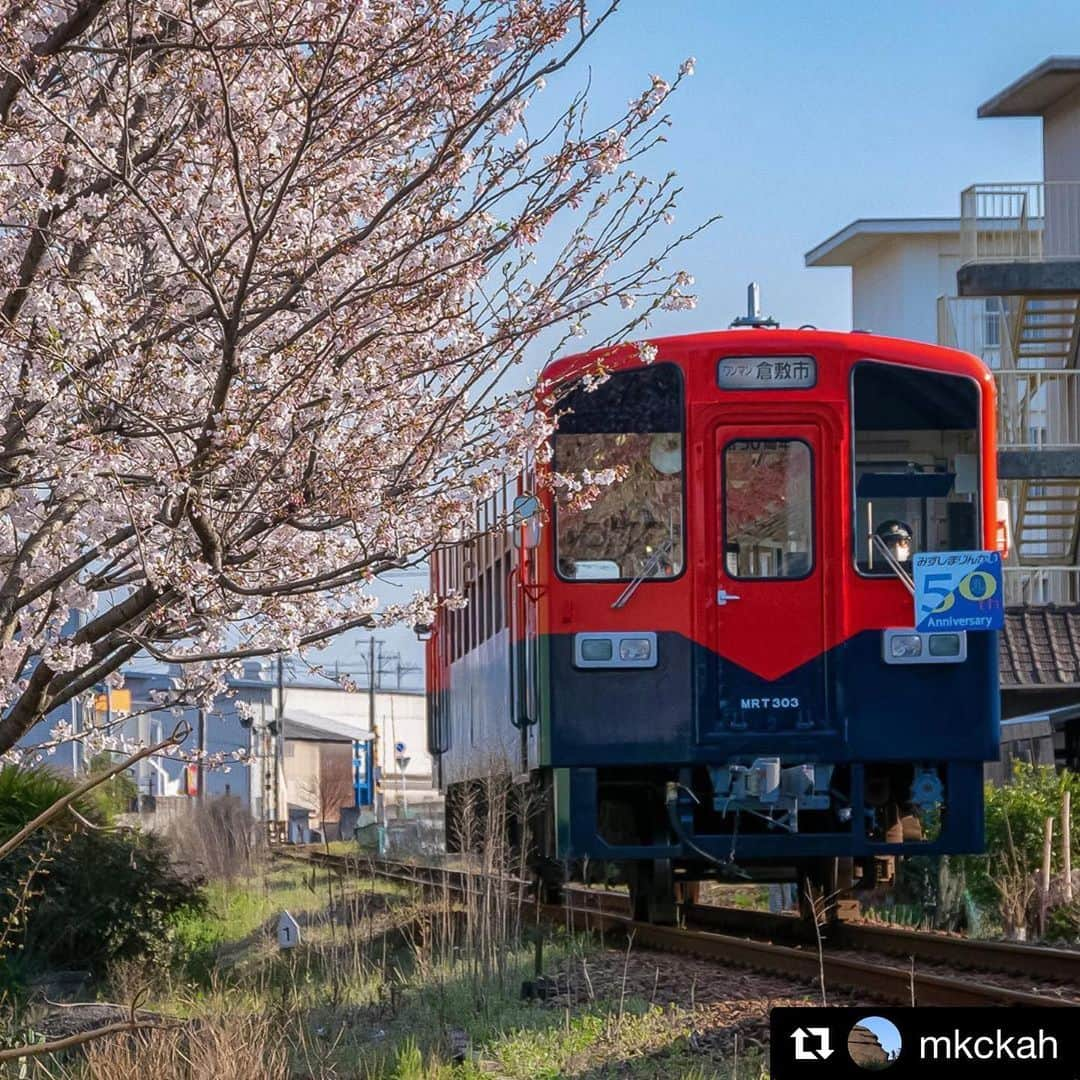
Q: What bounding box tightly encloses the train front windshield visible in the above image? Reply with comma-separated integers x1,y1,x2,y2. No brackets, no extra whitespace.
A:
553,364,685,581
852,362,980,574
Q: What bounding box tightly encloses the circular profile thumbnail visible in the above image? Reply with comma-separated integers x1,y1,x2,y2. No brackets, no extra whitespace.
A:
848,1016,902,1070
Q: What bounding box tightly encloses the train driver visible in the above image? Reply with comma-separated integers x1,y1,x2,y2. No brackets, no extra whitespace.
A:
875,519,915,569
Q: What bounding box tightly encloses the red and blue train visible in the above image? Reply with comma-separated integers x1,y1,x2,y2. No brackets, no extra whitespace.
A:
426,327,1003,921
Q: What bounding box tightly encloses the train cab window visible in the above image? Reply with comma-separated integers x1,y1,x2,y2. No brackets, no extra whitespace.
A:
852,362,980,575
553,364,684,581
724,439,813,578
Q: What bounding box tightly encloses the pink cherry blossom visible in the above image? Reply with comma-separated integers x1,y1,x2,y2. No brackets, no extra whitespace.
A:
0,1,708,755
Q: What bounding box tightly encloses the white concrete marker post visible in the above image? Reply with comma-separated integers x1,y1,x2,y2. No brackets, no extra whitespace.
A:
278,910,300,950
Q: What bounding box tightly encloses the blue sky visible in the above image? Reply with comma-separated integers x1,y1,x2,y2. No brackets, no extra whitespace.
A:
856,1016,903,1058
565,0,1080,333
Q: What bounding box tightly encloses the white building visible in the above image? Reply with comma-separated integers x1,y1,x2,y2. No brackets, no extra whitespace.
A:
805,218,962,345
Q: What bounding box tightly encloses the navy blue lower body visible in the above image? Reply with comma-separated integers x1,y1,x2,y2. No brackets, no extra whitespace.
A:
544,629,999,864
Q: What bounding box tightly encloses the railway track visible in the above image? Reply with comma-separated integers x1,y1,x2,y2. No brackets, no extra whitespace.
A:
274,847,1079,1007
569,887,1080,986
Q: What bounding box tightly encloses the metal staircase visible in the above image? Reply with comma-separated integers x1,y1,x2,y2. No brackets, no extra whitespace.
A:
1011,479,1080,562
1005,294,1080,569
1010,296,1080,368
940,291,1080,576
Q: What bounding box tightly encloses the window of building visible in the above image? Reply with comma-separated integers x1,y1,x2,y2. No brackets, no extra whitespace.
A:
554,364,685,581
723,439,813,578
852,362,980,575
983,298,1001,349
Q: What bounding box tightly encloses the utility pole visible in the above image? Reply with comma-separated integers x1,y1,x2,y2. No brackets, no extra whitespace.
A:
197,707,206,802
71,695,80,776
366,637,383,828
392,655,422,689
260,699,272,823
275,655,285,826
361,647,420,690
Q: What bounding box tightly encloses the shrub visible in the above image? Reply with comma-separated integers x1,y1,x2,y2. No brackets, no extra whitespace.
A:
1046,901,1080,944
10,830,204,977
0,763,104,840
963,762,1080,910
893,854,969,931
0,765,205,984
167,795,264,882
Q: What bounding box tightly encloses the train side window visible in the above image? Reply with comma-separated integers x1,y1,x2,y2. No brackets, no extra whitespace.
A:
723,439,813,579
553,363,685,582
852,362,980,575
492,556,504,630
483,564,494,641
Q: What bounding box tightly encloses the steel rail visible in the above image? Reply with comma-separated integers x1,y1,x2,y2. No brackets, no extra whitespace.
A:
559,886,1080,986
554,901,1069,1007
666,900,1080,985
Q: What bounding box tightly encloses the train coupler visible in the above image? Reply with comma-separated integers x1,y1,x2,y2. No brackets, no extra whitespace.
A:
707,759,834,832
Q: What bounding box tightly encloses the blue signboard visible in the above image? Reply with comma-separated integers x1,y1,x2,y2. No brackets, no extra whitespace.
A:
913,550,1004,632
353,740,372,808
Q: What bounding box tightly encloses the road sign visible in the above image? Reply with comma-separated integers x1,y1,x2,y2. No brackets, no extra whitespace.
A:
394,741,406,754
913,550,1004,632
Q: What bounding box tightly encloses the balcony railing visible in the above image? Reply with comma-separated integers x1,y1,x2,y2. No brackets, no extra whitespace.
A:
996,369,1080,449
937,295,1012,369
1004,566,1080,606
960,181,1080,264
938,298,1080,448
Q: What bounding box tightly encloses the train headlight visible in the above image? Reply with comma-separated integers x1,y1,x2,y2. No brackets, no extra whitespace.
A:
574,632,657,668
889,634,922,658
928,633,961,657
580,638,613,662
618,637,652,662
882,629,967,664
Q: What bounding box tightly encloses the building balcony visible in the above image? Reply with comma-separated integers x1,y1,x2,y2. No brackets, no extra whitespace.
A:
958,181,1080,297
1004,566,1080,606
996,369,1080,449
938,295,1011,368
939,297,1080,447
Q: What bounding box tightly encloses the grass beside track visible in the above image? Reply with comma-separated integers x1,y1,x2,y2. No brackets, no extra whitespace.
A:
36,858,772,1079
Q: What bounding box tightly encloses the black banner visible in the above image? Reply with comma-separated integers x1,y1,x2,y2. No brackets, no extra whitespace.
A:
770,1007,1079,1079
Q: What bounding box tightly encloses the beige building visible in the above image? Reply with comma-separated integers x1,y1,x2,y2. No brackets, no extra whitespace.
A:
247,679,437,840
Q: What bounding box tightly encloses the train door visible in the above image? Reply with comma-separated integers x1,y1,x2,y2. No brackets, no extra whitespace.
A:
705,418,832,738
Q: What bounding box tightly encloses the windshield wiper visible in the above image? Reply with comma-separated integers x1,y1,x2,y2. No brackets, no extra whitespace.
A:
612,538,674,609
870,533,914,594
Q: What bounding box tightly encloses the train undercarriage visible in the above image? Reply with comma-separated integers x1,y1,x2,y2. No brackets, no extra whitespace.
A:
445,755,980,925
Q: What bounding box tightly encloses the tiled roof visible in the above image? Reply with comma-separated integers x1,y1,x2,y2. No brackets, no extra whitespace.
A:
1001,606,1080,688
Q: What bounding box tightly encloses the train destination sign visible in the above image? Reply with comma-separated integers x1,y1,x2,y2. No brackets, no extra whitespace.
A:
913,551,1004,632
716,354,816,390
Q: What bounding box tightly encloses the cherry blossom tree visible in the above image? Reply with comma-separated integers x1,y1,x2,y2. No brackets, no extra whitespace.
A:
0,0,704,754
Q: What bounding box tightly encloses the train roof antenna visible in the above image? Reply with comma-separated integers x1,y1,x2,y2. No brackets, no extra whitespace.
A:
729,282,779,329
